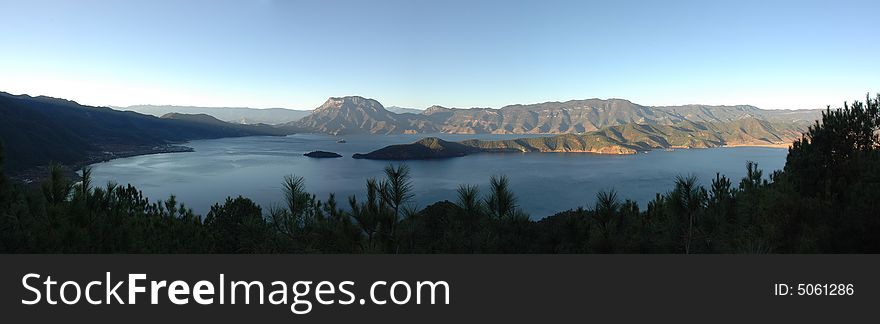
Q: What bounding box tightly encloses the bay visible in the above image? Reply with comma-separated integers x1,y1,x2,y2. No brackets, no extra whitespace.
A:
89,134,788,219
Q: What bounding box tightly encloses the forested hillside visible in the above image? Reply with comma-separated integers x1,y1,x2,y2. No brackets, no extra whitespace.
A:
0,92,292,175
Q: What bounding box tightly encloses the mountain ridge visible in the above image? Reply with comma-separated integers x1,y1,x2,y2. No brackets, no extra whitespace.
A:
385,106,424,114
120,105,311,125
353,117,806,160
159,113,294,136
0,92,293,176
289,96,822,136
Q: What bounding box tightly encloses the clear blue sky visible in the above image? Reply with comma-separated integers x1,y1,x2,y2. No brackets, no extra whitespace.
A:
1,0,878,110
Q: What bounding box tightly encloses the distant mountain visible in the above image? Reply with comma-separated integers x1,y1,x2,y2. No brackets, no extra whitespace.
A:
289,96,440,135
120,105,311,125
652,104,821,124
291,96,822,135
386,106,425,114
353,117,808,160
159,113,292,136
465,117,805,153
0,92,291,175
420,99,681,134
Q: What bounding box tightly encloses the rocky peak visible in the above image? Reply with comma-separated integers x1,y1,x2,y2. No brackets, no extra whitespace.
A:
316,96,387,113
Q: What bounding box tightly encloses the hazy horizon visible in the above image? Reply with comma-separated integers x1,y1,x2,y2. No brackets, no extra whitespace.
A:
1,0,878,110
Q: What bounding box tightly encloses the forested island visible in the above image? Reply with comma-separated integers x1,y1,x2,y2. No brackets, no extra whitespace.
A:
353,138,478,160
1,95,877,253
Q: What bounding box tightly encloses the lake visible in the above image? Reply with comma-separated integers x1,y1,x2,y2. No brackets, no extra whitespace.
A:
89,134,788,219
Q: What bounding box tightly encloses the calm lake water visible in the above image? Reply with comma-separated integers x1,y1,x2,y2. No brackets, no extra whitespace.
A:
89,134,788,219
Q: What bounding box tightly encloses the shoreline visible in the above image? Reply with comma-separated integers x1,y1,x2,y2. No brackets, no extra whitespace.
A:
9,144,194,185
351,140,794,161
721,143,792,149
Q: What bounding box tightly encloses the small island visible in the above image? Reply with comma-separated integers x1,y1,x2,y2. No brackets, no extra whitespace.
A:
352,137,478,160
303,150,342,158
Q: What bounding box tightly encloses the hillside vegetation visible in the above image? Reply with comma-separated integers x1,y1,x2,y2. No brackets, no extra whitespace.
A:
0,92,292,175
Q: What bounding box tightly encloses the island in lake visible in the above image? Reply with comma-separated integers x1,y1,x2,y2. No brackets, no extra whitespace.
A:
353,137,478,160
304,150,342,158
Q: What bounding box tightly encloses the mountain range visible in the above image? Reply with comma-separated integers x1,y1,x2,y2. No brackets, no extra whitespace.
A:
459,117,805,153
287,96,822,136
118,105,311,125
352,117,808,160
115,96,822,138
